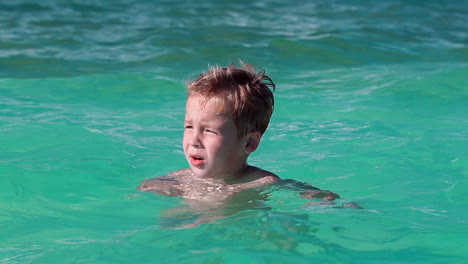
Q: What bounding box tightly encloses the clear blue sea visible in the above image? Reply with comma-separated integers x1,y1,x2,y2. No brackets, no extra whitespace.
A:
1,0,467,263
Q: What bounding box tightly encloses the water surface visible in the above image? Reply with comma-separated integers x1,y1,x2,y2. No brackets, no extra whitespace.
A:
1,0,467,263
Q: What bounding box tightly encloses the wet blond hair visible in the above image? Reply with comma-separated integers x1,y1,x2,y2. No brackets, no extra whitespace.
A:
186,62,276,138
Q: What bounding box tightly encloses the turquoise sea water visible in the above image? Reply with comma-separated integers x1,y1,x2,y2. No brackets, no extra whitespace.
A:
1,0,467,263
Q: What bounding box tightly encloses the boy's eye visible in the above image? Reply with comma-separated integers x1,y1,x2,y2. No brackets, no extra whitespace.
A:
205,129,217,134
184,125,193,129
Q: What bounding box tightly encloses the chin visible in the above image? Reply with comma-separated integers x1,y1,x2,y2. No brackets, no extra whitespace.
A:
190,167,210,178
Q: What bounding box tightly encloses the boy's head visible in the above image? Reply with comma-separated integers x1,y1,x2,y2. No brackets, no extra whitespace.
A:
186,62,276,138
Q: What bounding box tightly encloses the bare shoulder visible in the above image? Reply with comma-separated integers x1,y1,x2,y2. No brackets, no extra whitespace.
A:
234,166,280,189
254,170,280,185
137,169,194,196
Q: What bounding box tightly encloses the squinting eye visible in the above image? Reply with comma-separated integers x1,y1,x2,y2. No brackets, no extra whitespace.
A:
184,125,193,129
205,129,217,134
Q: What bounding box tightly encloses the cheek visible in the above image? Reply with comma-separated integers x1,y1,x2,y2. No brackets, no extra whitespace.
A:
206,137,222,150
203,137,225,155
212,137,239,155
182,132,190,148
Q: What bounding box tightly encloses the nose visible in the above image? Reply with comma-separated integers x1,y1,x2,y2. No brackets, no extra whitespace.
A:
187,131,203,149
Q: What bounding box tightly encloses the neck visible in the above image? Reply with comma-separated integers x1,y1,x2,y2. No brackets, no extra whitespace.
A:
205,163,249,184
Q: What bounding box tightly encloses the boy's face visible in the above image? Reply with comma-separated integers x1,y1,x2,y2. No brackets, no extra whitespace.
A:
183,95,247,179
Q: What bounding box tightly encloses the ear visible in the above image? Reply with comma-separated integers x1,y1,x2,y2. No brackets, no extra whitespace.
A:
243,131,261,154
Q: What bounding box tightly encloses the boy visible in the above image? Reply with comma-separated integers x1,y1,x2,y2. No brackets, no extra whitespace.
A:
138,62,338,202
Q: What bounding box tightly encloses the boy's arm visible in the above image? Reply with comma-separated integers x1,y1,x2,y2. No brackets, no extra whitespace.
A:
277,179,340,201
278,179,362,208
300,189,339,201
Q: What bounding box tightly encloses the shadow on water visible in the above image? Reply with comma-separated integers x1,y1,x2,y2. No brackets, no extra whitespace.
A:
156,179,362,230
149,187,461,263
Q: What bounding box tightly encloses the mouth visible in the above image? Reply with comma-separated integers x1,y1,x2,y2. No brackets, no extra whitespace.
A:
190,155,205,167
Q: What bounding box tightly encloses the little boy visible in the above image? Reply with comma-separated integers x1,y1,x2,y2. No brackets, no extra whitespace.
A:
138,62,338,202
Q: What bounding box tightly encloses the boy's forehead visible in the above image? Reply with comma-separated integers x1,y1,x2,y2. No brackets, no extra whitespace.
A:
186,94,233,115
